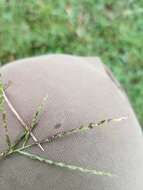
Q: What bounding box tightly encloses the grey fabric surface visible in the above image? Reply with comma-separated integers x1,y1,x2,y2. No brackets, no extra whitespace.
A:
0,54,143,190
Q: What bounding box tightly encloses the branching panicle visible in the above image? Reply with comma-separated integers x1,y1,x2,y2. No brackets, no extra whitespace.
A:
0,80,127,177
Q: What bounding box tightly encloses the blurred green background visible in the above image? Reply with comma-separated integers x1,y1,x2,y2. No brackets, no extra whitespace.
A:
0,0,143,126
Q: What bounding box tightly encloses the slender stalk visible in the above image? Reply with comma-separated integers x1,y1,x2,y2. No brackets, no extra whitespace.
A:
0,81,4,111
2,90,44,151
17,150,114,177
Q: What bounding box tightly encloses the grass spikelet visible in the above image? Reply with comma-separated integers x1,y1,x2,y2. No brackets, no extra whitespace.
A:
11,116,127,153
23,95,48,146
17,150,114,177
32,116,127,146
2,111,11,149
0,79,11,149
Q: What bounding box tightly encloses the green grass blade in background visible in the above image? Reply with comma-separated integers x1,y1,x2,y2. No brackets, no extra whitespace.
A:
0,0,142,126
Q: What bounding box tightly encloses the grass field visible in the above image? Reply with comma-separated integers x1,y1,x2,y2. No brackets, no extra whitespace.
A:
0,0,143,126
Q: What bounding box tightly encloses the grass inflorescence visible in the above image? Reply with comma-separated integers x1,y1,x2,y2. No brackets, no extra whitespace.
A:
0,80,127,177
